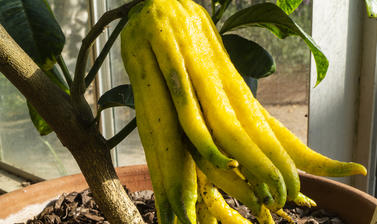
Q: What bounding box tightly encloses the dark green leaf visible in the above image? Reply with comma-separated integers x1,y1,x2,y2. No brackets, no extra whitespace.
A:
45,66,69,93
243,76,258,97
220,3,328,86
365,0,377,18
0,0,65,70
222,34,275,79
276,0,303,15
98,85,135,114
27,102,52,136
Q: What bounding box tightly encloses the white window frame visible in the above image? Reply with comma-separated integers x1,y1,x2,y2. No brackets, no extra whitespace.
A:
310,0,377,193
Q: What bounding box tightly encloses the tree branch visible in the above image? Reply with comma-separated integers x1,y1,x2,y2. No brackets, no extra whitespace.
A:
71,0,143,115
107,117,137,150
57,55,72,87
85,17,129,88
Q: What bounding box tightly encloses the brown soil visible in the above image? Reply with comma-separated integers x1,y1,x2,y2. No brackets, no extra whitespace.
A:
22,188,344,224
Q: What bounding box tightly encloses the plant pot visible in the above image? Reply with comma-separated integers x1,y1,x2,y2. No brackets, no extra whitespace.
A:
0,165,376,224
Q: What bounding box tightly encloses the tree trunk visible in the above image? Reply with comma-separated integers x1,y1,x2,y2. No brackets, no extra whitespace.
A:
0,25,144,224
69,126,145,224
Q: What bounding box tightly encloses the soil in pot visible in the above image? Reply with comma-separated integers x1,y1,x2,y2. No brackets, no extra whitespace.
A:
21,188,345,224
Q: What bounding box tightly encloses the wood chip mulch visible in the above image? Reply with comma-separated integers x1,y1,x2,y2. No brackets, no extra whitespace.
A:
21,188,344,224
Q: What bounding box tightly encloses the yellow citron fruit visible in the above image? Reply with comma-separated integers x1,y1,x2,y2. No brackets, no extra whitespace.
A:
121,0,367,222
132,0,286,209
121,23,197,224
123,0,286,211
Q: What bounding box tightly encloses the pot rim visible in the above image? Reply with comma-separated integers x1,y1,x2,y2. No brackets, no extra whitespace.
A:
0,165,375,224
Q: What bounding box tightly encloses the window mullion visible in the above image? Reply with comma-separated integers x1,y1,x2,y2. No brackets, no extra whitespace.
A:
89,0,118,166
309,0,364,185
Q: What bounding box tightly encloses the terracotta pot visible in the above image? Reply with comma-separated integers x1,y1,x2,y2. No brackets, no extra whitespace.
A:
0,165,376,224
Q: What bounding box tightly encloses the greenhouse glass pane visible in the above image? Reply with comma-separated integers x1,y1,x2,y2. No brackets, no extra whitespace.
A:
0,0,92,179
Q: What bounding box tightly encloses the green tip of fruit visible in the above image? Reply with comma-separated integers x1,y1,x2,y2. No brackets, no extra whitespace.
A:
343,162,367,176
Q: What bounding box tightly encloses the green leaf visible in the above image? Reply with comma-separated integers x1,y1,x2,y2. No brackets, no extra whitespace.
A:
220,3,329,86
98,84,135,114
0,0,65,70
243,76,258,97
276,0,303,15
365,0,377,18
27,102,52,136
222,34,275,79
45,66,69,93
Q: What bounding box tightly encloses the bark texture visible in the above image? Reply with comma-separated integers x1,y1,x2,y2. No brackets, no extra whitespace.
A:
0,25,144,224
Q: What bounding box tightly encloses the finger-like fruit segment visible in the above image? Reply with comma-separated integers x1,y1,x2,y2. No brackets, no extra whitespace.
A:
222,78,299,201
257,205,275,224
136,0,236,170
121,26,196,223
238,166,274,207
180,151,198,223
292,192,317,208
179,0,300,201
154,186,175,224
140,0,287,209
275,209,295,224
197,199,217,224
257,101,367,177
197,169,254,224
191,148,262,216
121,40,174,224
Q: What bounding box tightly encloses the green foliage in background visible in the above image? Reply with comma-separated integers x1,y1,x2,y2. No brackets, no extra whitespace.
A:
218,0,312,74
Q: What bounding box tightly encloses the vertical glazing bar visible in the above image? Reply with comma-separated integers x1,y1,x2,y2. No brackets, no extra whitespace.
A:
88,0,118,166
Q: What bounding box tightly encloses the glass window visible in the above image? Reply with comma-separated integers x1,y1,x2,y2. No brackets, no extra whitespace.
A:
0,0,93,179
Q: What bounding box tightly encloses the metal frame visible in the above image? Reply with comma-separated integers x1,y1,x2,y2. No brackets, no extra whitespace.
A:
89,0,118,166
